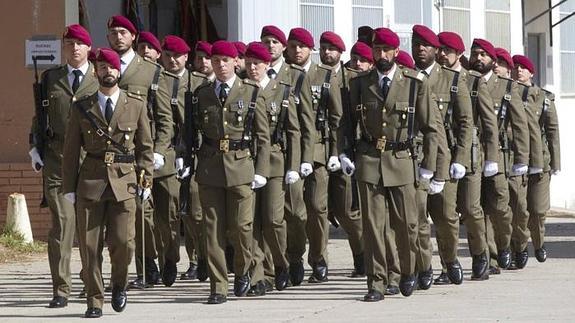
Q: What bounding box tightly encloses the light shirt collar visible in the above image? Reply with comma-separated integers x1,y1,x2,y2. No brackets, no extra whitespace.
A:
377,63,397,85
177,68,186,77
333,63,341,74
271,59,284,74
259,75,271,89
424,62,436,76
215,74,237,96
483,70,494,82
120,48,136,74
67,61,90,89
303,59,312,72
97,88,121,117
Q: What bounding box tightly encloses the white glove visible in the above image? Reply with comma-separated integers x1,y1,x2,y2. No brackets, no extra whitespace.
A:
138,187,151,200
449,162,466,180
428,179,445,195
251,174,267,189
339,154,355,176
511,163,528,176
300,162,313,177
528,167,543,175
64,192,76,204
327,156,341,172
551,169,560,176
175,157,190,179
28,147,44,172
419,167,434,180
285,171,300,184
153,153,165,170
483,160,498,177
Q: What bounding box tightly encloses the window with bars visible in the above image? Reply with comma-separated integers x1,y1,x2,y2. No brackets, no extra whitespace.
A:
441,0,471,53
300,0,335,63
394,0,429,55
560,2,575,94
485,0,511,49
352,0,384,38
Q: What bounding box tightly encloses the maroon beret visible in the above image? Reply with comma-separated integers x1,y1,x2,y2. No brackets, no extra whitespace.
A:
412,25,440,48
438,31,465,53
107,15,137,35
512,55,535,74
351,42,373,63
471,38,497,60
288,27,314,48
95,48,121,71
233,41,247,57
211,40,238,58
138,31,161,52
245,42,272,62
372,28,400,48
320,31,346,52
195,41,212,57
162,35,190,54
396,50,415,69
495,47,514,69
88,49,97,62
261,25,287,46
63,24,92,46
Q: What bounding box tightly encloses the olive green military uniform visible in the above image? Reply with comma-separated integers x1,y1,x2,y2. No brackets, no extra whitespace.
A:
62,90,154,310
30,63,98,299
527,87,560,252
348,65,445,294
481,73,529,267
194,77,270,296
118,53,163,278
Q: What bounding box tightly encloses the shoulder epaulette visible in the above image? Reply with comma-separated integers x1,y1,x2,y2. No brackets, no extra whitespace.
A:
467,69,482,78
279,80,291,87
191,71,208,79
142,56,162,67
497,75,515,82
289,64,305,72
541,88,555,100
345,66,361,74
402,68,426,82
242,78,260,87
317,63,335,71
441,65,460,74
126,91,144,101
162,70,179,78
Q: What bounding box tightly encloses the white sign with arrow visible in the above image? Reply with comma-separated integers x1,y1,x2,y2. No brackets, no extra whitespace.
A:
25,36,61,68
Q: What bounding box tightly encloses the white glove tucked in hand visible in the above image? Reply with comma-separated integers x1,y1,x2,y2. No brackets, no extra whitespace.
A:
483,160,498,177
419,167,434,181
153,153,165,170
450,162,466,180
428,179,445,195
285,171,300,184
251,174,267,189
300,162,313,177
137,187,151,201
175,157,190,179
339,154,355,176
528,167,543,175
28,147,44,172
551,169,560,176
511,163,528,176
327,156,341,172
64,192,76,204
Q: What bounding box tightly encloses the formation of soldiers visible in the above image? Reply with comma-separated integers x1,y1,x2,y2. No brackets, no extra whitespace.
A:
29,15,560,318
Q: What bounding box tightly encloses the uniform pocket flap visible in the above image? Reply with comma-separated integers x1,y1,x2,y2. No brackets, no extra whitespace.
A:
117,123,137,131
235,149,250,160
118,164,135,176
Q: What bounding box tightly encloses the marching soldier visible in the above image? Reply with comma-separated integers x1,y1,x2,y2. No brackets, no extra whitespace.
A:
433,31,499,283
136,31,162,62
193,41,270,304
192,41,215,81
28,24,98,308
349,42,374,72
469,39,530,273
347,28,446,301
286,28,343,283
319,31,365,278
62,48,154,318
234,41,248,78
106,15,164,287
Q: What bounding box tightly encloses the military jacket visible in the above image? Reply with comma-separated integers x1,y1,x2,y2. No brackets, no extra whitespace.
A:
529,86,560,172
516,82,544,170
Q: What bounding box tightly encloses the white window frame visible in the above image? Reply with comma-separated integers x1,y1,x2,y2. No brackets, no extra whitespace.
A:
484,0,511,49
439,1,472,54
559,7,575,96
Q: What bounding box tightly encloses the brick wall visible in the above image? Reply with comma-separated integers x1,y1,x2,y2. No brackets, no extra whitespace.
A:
0,163,51,241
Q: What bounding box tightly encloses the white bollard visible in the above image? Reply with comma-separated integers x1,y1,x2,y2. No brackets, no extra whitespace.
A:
6,193,34,243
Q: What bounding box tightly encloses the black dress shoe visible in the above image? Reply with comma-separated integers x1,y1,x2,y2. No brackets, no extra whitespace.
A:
399,274,416,297
535,246,547,263
207,294,227,304
433,272,451,285
234,273,250,297
471,252,489,280
247,280,266,297
48,296,68,308
180,263,198,280
417,267,433,290
349,254,366,278
275,266,289,291
128,277,145,290
308,259,328,283
446,260,463,285
111,287,127,313
145,258,161,285
363,290,384,302
488,266,501,275
497,248,511,269
197,259,209,282
162,259,178,287
384,285,400,295
514,249,528,269
289,261,305,286
84,307,102,318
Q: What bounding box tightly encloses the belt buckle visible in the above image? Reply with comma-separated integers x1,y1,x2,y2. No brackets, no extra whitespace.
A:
219,139,229,153
104,152,115,164
376,137,387,150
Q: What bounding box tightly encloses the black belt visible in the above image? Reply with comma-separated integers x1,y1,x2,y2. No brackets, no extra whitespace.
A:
87,152,135,164
203,137,250,153
361,137,410,151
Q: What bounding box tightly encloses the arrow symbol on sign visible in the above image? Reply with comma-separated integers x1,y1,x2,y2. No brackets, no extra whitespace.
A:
32,55,55,62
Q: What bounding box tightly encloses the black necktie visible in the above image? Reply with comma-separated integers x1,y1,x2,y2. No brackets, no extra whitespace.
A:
72,70,82,93
267,69,277,80
381,77,390,100
219,83,228,105
105,98,113,123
